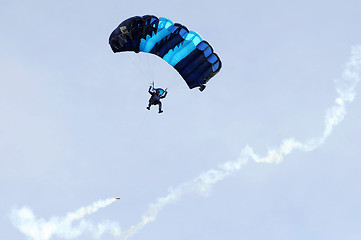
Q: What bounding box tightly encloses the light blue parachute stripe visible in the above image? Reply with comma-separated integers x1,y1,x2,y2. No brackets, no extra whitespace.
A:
203,46,212,58
207,54,218,63
162,31,202,66
197,41,208,51
212,61,220,72
208,54,220,72
139,18,174,52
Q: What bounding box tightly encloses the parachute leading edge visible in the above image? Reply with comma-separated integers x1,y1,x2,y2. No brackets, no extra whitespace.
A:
109,15,222,91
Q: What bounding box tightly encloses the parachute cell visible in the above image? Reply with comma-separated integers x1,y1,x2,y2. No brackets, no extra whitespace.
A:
109,15,222,91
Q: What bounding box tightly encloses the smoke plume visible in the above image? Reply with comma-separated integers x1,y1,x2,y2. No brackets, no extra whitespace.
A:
11,46,361,240
10,198,121,240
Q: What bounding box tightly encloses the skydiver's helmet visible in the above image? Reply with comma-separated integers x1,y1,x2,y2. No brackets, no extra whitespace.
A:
154,88,165,96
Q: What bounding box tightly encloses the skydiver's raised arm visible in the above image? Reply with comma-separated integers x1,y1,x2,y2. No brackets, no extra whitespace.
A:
148,86,153,94
160,91,168,99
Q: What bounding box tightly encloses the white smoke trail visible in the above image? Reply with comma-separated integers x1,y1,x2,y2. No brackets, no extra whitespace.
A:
120,45,361,239
10,198,121,240
10,46,361,240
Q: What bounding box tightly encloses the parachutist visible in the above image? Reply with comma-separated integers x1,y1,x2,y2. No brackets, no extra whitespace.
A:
147,85,168,113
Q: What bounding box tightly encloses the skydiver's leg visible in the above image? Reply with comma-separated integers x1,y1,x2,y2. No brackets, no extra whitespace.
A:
147,101,151,110
158,102,163,113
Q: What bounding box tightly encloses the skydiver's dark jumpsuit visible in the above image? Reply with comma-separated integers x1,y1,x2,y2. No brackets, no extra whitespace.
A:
147,86,167,113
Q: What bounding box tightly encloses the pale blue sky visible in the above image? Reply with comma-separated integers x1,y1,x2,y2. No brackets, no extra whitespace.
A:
1,1,361,240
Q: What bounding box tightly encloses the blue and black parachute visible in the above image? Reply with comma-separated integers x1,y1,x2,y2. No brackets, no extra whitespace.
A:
109,15,222,91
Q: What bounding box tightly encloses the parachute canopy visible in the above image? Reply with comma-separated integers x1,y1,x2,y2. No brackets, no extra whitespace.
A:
109,15,222,91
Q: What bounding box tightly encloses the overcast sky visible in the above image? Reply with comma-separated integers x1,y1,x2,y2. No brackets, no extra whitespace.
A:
1,1,361,240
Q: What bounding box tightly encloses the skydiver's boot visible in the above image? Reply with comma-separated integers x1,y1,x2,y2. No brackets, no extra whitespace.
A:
158,110,163,113
146,106,150,110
